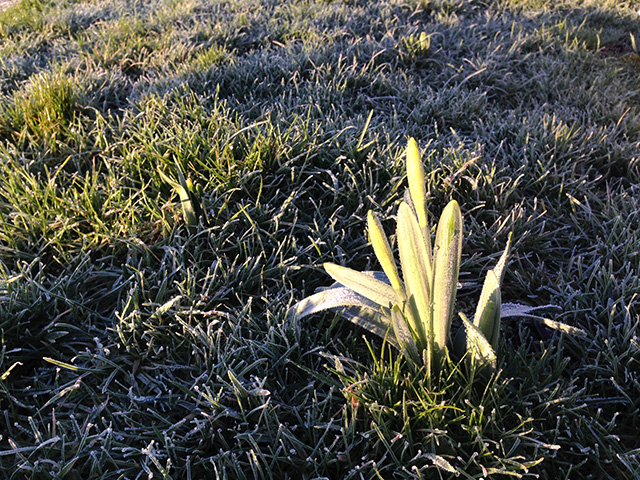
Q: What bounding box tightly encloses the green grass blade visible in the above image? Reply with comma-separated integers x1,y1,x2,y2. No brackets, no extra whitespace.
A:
501,303,587,337
324,263,396,309
397,201,431,348
432,200,463,354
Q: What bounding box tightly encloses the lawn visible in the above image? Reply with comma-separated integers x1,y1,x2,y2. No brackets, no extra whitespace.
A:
0,0,639,478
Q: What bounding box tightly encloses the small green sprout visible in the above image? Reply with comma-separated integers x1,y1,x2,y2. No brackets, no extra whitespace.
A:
403,32,431,57
158,160,208,231
290,138,584,376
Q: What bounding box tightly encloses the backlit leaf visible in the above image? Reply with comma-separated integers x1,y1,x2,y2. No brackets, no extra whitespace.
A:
432,200,463,354
324,263,397,309
397,201,432,347
460,313,497,371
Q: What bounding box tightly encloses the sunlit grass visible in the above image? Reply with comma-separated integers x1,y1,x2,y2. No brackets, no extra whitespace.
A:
0,0,639,478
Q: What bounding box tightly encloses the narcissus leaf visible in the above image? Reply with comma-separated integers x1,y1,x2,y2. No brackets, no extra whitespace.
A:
432,200,463,354
324,263,397,309
460,312,497,371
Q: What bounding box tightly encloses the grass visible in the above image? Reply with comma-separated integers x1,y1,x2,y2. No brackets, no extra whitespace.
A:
0,0,639,478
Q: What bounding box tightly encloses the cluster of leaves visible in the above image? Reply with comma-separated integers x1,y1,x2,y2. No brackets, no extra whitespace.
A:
292,139,583,377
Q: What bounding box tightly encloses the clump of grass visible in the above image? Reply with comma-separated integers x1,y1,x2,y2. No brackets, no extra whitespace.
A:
401,31,432,63
0,0,47,38
0,71,79,151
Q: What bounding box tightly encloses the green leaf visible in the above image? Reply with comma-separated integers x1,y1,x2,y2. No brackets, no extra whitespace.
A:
405,138,433,276
289,271,397,346
473,270,501,349
493,232,512,285
158,165,201,228
339,305,395,347
459,313,497,371
391,305,420,364
397,201,432,347
324,263,397,309
174,161,200,228
367,210,405,298
432,200,463,354
406,139,428,231
288,285,381,320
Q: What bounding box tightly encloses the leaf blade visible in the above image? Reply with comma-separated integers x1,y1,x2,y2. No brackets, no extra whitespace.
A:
367,210,405,298
460,313,497,371
288,286,381,320
473,270,501,349
324,263,397,309
391,305,420,364
432,200,463,354
397,202,432,348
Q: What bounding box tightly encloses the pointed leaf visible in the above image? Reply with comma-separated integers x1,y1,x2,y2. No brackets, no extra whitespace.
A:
473,270,501,348
324,263,396,308
397,202,432,347
158,167,198,227
406,138,429,231
290,271,399,348
432,200,463,354
405,138,433,276
367,211,405,298
460,313,497,370
391,305,420,364
157,168,180,190
493,232,512,284
288,286,381,320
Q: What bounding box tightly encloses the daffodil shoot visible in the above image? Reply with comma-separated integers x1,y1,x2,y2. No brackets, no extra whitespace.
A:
290,138,585,375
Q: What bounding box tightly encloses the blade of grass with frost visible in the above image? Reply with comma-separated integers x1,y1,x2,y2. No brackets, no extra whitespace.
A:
431,200,463,355
501,303,587,337
324,263,396,309
459,313,497,371
473,269,501,349
397,201,431,349
406,137,433,276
